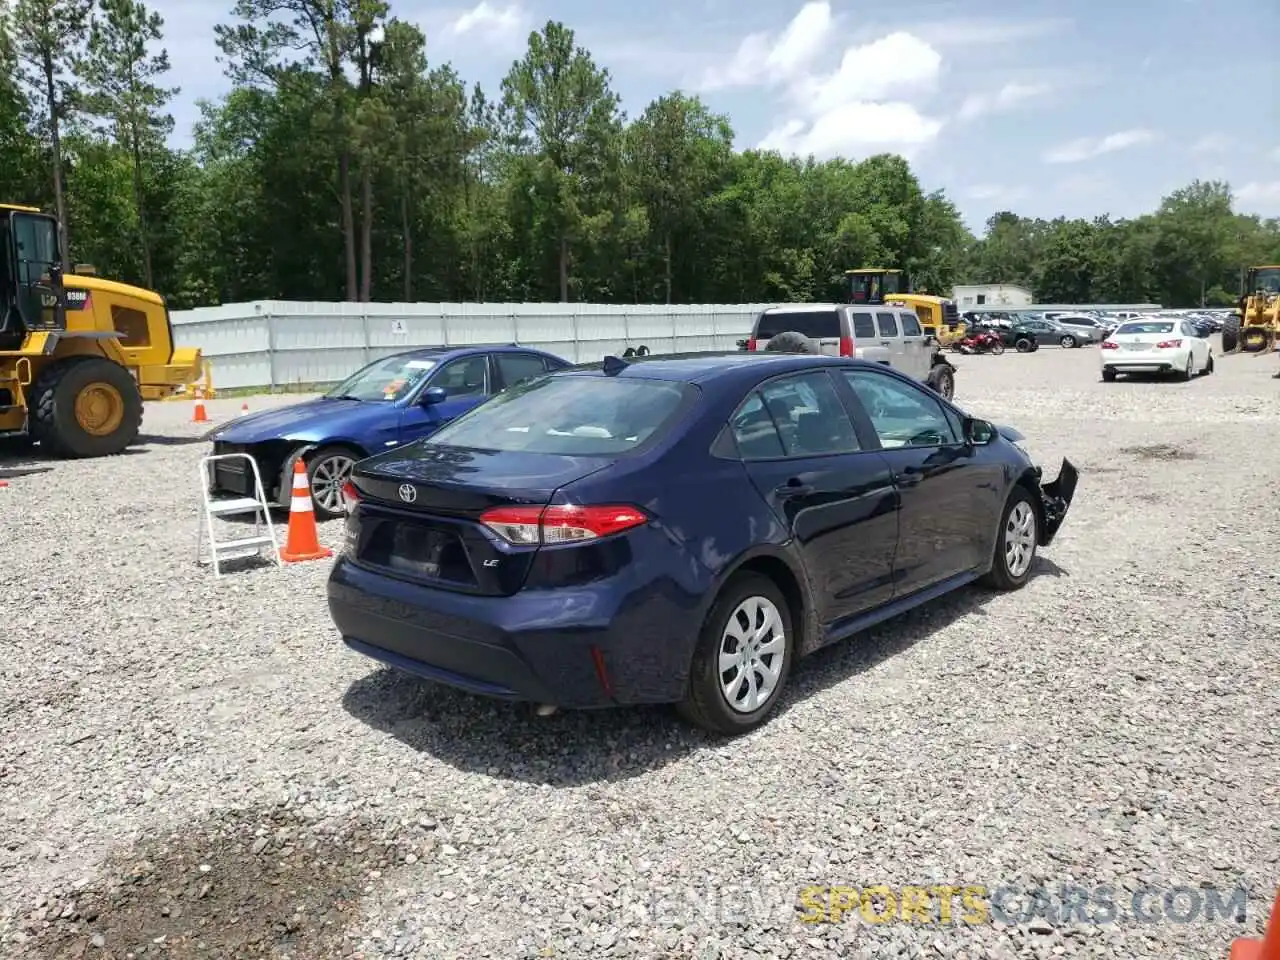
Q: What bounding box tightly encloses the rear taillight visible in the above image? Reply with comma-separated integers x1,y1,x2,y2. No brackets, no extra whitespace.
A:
480,504,648,545
341,480,360,512
839,336,855,357
1100,341,1119,350
746,338,758,351
1155,339,1182,349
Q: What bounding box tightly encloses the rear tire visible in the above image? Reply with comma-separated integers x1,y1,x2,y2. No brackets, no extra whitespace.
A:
1059,334,1078,349
1101,367,1117,382
29,356,143,458
1015,337,1034,353
990,340,1005,356
1203,352,1214,375
980,486,1039,591
678,573,795,735
926,363,955,400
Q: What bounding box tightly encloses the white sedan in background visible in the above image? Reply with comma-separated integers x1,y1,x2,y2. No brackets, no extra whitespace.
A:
1099,317,1214,382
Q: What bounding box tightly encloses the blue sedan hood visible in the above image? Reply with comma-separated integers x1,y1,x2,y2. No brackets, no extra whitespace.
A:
207,397,394,444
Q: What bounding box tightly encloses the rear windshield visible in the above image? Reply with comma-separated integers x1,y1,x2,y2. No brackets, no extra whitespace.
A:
756,310,841,340
1115,321,1173,335
422,375,694,455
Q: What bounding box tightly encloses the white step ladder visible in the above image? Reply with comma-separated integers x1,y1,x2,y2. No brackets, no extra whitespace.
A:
197,453,282,577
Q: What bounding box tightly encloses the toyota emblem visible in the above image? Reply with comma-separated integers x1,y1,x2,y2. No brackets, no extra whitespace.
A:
398,483,417,503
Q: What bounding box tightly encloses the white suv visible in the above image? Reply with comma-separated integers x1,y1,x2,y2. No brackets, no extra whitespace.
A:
747,303,957,399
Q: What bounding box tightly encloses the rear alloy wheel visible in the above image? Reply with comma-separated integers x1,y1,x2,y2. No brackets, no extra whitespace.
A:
1059,334,1078,349
678,573,794,735
981,487,1039,591
305,445,361,520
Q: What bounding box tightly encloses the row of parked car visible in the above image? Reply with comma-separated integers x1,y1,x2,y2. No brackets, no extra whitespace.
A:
204,338,1079,734
961,307,1231,352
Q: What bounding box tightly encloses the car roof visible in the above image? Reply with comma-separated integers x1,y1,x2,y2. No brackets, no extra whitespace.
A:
559,351,901,387
380,343,557,361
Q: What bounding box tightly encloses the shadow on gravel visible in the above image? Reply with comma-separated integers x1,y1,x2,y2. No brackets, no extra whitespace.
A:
341,560,1068,786
0,465,52,480
8,807,433,960
137,433,209,447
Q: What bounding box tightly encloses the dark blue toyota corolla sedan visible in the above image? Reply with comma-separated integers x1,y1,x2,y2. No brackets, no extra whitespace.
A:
328,352,1078,734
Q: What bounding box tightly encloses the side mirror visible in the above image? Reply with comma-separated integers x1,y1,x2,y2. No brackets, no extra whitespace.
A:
964,417,996,445
420,386,447,406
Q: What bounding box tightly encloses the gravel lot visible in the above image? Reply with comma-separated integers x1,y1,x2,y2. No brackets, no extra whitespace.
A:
1,341,1277,960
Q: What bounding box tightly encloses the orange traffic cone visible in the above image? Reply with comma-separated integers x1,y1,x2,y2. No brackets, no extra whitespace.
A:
192,387,210,424
279,460,334,563
1232,889,1280,960
239,402,249,416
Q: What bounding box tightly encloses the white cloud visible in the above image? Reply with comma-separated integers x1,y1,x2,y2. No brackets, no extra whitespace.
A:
1189,134,1232,155
1043,128,1159,164
957,82,1052,121
448,1,528,38
1236,181,1280,212
700,3,945,161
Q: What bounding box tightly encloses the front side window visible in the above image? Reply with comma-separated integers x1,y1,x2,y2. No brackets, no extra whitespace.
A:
430,355,489,399
842,370,958,448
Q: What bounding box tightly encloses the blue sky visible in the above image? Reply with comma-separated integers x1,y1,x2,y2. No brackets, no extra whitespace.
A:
155,0,1279,232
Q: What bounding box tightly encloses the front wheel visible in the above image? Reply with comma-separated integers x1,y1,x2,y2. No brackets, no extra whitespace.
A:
980,487,1039,591
29,356,144,458
678,574,795,735
304,445,363,520
1015,337,1034,353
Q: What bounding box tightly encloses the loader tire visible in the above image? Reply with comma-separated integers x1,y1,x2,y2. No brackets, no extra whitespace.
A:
1221,314,1240,353
30,356,144,459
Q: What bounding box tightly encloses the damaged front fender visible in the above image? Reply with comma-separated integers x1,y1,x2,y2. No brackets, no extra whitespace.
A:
1037,458,1078,546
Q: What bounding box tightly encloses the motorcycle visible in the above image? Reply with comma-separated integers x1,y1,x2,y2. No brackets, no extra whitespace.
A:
952,330,1006,355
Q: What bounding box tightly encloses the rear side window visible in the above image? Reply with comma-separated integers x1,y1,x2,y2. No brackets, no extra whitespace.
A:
755,311,841,340
850,312,876,339
899,313,922,336
423,375,693,455
496,352,549,388
875,312,899,337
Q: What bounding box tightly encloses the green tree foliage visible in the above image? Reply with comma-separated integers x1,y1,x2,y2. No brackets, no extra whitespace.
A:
0,6,1275,309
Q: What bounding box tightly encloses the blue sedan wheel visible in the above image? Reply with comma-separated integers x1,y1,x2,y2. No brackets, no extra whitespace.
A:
306,446,360,520
679,573,795,735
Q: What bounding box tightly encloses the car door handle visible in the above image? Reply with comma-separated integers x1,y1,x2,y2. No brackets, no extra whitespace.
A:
893,468,923,487
775,480,813,498
881,340,892,346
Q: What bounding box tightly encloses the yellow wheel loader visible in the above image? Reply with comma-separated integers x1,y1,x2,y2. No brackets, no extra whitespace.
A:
1221,265,1280,357
0,203,204,458
844,268,967,346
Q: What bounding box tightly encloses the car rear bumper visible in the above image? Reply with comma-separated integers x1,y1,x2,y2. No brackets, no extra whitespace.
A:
1101,348,1187,373
327,555,696,709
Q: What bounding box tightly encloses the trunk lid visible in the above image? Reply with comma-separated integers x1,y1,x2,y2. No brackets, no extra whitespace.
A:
346,445,613,596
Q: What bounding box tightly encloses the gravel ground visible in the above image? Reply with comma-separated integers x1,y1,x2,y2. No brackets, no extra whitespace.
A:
1,341,1277,960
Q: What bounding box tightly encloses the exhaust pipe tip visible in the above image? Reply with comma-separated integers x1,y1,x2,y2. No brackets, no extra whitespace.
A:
533,704,558,717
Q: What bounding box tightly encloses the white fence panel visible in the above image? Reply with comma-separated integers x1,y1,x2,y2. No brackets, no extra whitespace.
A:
171,300,779,390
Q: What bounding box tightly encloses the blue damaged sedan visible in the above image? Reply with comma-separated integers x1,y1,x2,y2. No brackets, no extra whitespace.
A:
328,351,1078,734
